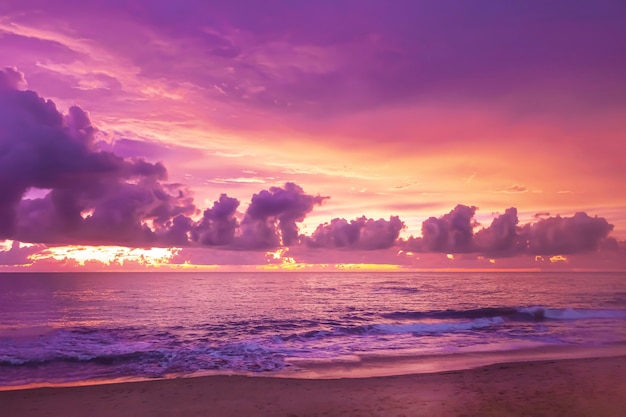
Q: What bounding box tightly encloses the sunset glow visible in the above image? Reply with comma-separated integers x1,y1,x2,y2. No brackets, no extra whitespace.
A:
0,1,624,271
29,246,178,267
3,5,626,416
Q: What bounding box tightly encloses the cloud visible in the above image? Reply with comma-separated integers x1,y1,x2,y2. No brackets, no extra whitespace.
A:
1,69,331,251
239,182,328,249
305,215,404,250
473,207,521,256
1,67,621,262
305,218,363,248
421,204,478,253
490,185,528,194
193,194,240,246
0,66,27,90
519,212,614,255
402,206,614,257
0,67,195,246
0,241,41,265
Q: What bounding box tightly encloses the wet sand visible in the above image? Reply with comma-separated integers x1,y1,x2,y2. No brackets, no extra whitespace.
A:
1,355,625,417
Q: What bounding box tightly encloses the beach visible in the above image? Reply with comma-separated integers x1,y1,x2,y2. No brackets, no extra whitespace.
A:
1,355,625,417
2,271,625,416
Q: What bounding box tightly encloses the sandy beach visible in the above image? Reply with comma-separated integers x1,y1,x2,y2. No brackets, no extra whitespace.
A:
1,355,625,417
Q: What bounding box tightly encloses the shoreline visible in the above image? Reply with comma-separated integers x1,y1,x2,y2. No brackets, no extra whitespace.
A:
2,343,626,392
282,343,626,379
1,354,625,417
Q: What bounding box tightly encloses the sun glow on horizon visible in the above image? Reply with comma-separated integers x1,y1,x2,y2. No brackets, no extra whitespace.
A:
29,245,179,267
549,255,568,263
261,247,405,271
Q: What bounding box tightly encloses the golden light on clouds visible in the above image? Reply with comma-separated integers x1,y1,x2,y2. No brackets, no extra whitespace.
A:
1,1,625,272
29,245,179,267
333,263,401,271
264,247,298,268
549,255,568,263
0,240,13,251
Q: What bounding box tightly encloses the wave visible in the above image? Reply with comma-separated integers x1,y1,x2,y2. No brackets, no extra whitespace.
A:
382,306,626,322
372,317,505,334
279,316,505,342
0,338,286,376
2,305,624,382
518,307,626,320
372,286,420,295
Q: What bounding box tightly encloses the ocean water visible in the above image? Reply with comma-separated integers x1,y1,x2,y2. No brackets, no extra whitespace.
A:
1,271,625,387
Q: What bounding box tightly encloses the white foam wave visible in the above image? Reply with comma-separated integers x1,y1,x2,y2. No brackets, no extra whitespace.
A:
373,317,505,334
0,330,154,365
520,307,626,320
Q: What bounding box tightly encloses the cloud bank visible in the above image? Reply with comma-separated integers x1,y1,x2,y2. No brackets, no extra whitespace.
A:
402,207,615,257
0,67,618,260
304,216,404,250
1,67,194,246
1,67,330,250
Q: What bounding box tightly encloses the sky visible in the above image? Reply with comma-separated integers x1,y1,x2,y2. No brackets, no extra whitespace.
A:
1,0,625,271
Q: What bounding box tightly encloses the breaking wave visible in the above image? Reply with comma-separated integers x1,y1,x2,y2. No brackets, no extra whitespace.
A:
382,306,626,322
0,329,286,380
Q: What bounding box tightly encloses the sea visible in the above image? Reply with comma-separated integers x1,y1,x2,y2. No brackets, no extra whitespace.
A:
1,271,625,388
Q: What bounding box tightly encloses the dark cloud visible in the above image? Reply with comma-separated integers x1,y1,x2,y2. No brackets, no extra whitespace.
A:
193,194,240,246
0,66,27,90
473,207,521,256
354,216,405,249
158,214,194,247
305,216,404,250
148,185,195,227
519,212,614,255
239,182,328,249
0,70,328,250
421,205,478,253
140,0,626,119
402,206,614,257
1,67,620,257
15,176,196,247
306,218,363,248
0,67,194,246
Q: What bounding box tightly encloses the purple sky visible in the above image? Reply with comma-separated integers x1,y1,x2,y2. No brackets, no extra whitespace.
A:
1,0,625,270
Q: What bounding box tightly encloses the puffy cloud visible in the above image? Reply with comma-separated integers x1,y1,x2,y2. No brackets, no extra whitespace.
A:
158,214,194,247
15,177,197,247
0,67,620,259
239,182,328,249
473,207,521,256
356,216,405,249
306,216,404,250
193,194,240,246
148,185,196,228
421,204,477,253
402,206,614,258
306,217,363,248
0,67,194,246
0,70,326,251
0,66,27,90
519,212,614,255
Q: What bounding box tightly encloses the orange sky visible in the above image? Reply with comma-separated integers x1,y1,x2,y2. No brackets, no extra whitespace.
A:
1,1,625,270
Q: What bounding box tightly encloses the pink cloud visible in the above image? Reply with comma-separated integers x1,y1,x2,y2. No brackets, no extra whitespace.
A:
0,0,625,269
